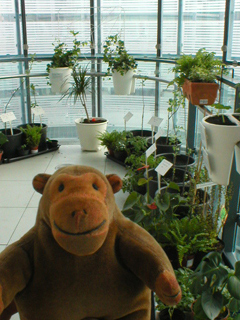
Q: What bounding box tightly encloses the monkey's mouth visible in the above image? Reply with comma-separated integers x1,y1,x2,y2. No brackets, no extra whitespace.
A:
53,220,107,236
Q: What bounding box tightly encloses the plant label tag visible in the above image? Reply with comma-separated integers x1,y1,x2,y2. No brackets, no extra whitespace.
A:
154,129,164,141
200,123,207,148
146,143,156,158
155,159,173,176
199,99,208,105
202,147,210,172
148,116,163,127
0,112,16,123
196,181,217,189
31,106,45,116
123,112,133,122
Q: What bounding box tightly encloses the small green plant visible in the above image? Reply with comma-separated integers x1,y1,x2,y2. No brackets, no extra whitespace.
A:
103,34,137,75
98,130,126,151
170,48,226,88
46,31,87,73
20,125,42,148
0,132,8,149
60,64,91,122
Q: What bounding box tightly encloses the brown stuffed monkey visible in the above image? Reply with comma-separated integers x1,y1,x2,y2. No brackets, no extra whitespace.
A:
0,165,181,320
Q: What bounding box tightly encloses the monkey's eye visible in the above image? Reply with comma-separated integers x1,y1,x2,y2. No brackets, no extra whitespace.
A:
58,184,64,192
92,183,99,191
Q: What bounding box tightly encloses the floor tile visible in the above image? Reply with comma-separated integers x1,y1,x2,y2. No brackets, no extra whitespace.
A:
27,191,42,208
0,153,55,181
0,245,7,253
0,181,35,208
8,208,37,245
0,208,25,245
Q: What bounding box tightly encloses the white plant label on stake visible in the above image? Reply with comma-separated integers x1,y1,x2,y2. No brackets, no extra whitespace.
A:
200,122,207,148
148,116,163,127
196,181,217,189
155,159,173,176
123,112,133,131
202,148,211,172
146,143,156,159
0,112,16,123
31,106,45,116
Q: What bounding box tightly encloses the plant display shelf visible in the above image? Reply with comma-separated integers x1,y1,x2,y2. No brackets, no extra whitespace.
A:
1,145,60,164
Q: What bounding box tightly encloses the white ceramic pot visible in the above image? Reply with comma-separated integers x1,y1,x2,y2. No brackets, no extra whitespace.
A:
75,118,108,151
49,67,72,94
112,70,135,95
201,113,240,185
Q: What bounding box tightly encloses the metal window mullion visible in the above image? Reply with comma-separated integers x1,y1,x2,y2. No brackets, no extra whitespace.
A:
15,0,26,124
97,0,102,118
90,0,96,118
177,0,183,55
223,0,232,63
20,0,31,123
155,0,162,118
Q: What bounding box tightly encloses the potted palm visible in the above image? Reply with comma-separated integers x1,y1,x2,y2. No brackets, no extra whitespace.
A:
0,132,9,162
61,64,108,151
170,48,226,105
103,34,137,95
20,125,42,154
46,30,87,94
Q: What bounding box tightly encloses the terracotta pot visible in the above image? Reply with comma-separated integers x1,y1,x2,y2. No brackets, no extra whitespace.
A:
182,79,219,106
0,150,3,162
30,146,39,154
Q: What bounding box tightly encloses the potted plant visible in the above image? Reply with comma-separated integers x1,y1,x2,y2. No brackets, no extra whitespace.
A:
170,48,226,105
46,30,87,94
0,132,9,162
103,34,137,95
61,64,108,151
46,138,59,149
190,251,240,320
20,125,42,154
16,144,29,157
201,103,240,186
156,267,195,320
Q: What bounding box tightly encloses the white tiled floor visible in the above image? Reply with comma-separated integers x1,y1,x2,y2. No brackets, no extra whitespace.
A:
0,144,128,320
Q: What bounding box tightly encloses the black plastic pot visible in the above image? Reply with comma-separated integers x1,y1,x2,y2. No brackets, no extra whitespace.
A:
17,123,48,151
130,129,154,138
17,146,30,157
113,150,128,163
47,139,58,149
147,136,182,154
158,308,185,320
0,128,23,159
156,153,195,169
146,168,190,199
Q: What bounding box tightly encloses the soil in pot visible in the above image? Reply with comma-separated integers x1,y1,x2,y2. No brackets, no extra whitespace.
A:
205,115,236,126
147,136,182,154
0,128,23,159
158,308,185,320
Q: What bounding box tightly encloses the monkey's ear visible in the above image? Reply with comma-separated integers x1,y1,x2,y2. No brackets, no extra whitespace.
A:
32,174,51,194
106,174,122,194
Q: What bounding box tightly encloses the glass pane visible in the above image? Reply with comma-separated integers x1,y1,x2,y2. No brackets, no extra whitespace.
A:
230,0,240,61
24,0,91,55
182,0,225,56
0,0,18,55
100,1,158,54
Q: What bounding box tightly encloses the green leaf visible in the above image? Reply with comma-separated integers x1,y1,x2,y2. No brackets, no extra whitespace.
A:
202,291,223,320
138,178,148,186
228,298,240,312
122,192,140,211
228,275,240,299
167,182,180,191
155,192,170,211
193,297,208,319
134,210,145,224
234,261,240,277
